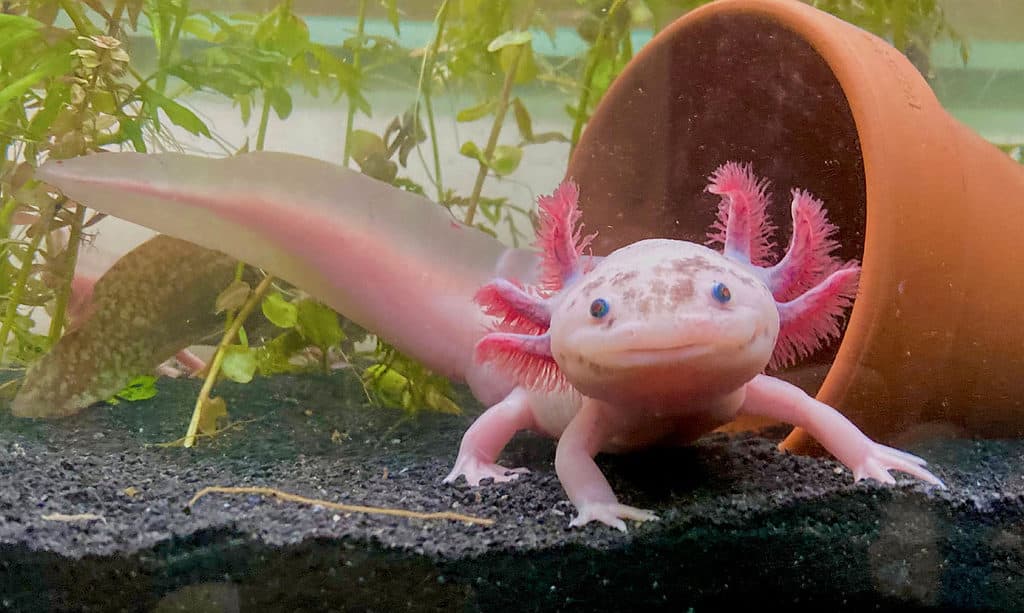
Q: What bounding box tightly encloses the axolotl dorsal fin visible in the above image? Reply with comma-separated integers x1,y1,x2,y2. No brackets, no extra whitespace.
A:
35,151,538,385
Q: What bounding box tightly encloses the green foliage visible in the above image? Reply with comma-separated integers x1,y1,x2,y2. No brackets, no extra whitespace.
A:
106,374,159,405
170,1,371,135
0,0,975,428
360,338,460,415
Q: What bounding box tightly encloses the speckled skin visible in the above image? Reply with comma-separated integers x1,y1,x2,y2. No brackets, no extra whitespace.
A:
446,239,945,531
12,236,237,418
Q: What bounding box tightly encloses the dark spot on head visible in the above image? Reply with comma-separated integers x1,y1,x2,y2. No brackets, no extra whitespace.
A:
669,279,694,304
662,256,712,275
638,296,654,317
649,279,669,297
611,270,639,287
581,275,607,295
737,274,762,289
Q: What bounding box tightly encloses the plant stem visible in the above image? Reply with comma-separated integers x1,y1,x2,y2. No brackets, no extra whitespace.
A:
256,97,271,152
184,273,275,448
463,54,523,226
0,202,51,363
155,0,189,96
107,0,126,35
463,2,535,226
569,0,626,156
46,202,87,342
187,93,275,448
341,0,368,167
59,0,98,34
416,0,450,203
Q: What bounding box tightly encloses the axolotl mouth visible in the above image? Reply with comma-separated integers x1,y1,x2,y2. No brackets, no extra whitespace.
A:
566,313,764,369
550,308,777,405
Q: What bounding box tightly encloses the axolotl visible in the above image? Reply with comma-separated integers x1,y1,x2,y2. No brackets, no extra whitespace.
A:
444,162,943,529
35,153,944,531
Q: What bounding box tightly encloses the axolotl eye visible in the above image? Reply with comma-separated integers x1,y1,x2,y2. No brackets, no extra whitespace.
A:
711,281,731,304
589,298,610,318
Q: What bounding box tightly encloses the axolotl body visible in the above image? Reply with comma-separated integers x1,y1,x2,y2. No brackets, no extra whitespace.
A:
445,164,944,529
35,153,944,531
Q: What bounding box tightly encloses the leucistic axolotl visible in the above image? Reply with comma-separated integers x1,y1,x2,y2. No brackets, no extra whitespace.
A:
444,162,944,530
35,152,944,531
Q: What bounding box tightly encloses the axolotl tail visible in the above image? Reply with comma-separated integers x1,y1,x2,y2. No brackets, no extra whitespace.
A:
36,151,539,388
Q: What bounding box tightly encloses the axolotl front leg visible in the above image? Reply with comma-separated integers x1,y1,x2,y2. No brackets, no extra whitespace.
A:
554,397,659,531
443,386,535,486
738,375,945,487
444,387,659,531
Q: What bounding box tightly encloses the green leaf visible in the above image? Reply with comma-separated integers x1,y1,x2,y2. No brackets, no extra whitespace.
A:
272,12,311,58
0,53,72,107
197,396,228,435
500,44,537,84
267,86,292,120
0,29,41,57
490,145,522,176
112,375,158,402
221,345,257,383
91,90,117,115
261,291,298,328
459,140,484,163
143,87,211,137
456,100,495,122
348,129,386,164
0,14,43,29
384,0,400,34
120,118,146,151
255,329,308,375
511,97,533,141
363,363,409,408
528,131,570,145
25,82,68,141
236,94,252,124
296,299,343,349
487,29,532,52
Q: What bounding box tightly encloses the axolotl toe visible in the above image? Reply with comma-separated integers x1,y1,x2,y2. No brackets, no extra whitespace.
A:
446,164,945,532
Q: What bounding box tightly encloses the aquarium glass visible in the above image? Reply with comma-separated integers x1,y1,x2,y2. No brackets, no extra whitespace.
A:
1,1,1023,611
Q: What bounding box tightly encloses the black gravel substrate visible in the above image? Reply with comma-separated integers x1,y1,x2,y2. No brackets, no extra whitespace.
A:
1,371,1023,612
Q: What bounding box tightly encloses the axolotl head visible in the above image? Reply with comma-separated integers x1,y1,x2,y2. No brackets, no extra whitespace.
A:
548,238,780,409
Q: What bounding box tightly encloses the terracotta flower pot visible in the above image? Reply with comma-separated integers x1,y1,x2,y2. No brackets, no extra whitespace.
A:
566,0,1024,453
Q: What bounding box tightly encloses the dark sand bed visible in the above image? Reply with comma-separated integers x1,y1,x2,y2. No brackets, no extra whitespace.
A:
1,373,1022,612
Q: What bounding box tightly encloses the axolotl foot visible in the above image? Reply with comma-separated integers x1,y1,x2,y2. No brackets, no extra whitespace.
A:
849,441,946,489
570,501,659,532
442,455,530,486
